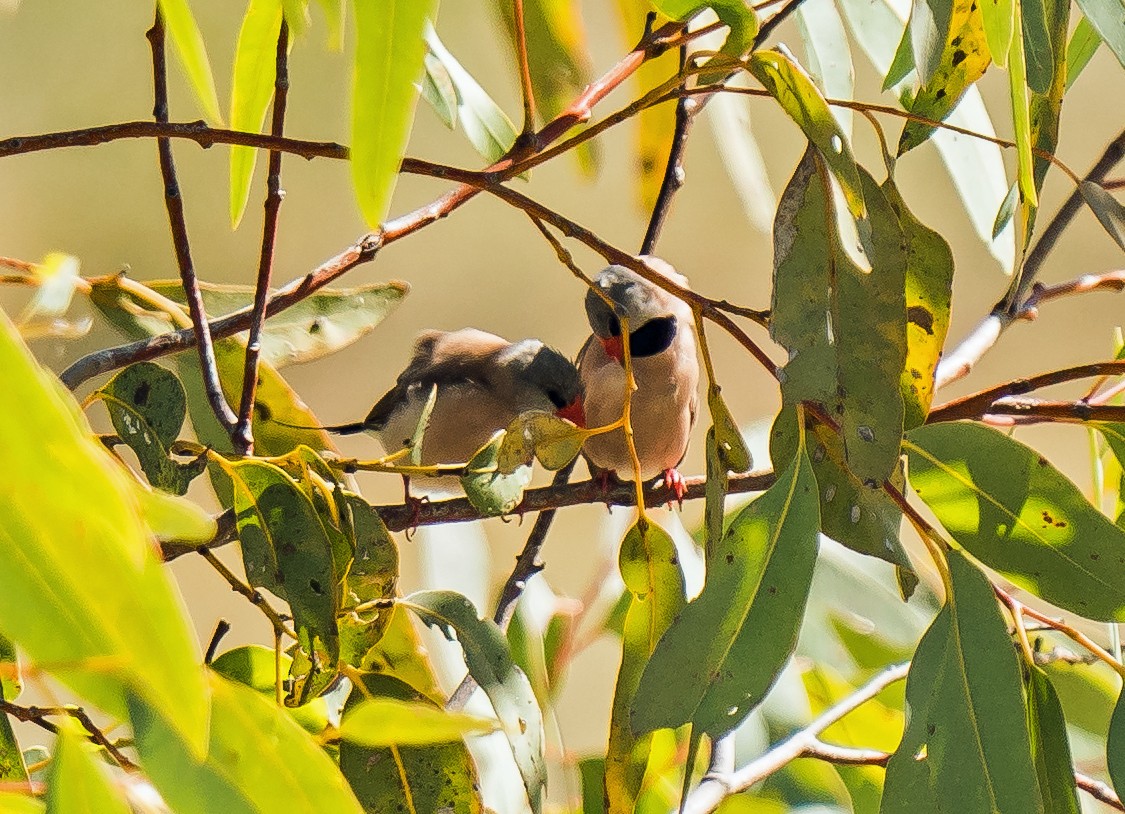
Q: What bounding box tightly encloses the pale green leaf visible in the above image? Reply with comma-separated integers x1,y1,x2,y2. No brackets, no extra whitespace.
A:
133,485,216,543
421,51,458,129
351,0,435,227
1074,0,1125,69
632,432,819,736
1065,16,1102,88
156,0,223,124
210,645,329,734
45,729,131,814
911,0,953,82
281,0,309,34
1080,181,1125,250
0,795,41,814
402,590,545,812
907,422,1125,620
1008,7,1039,209
314,0,345,50
0,309,208,756
461,431,534,516
651,0,758,65
340,698,497,746
229,0,284,228
979,0,1014,66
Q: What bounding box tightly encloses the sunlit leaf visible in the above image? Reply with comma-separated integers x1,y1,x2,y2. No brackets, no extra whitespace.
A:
0,664,25,783
133,484,216,544
652,0,758,66
402,590,545,812
340,698,497,746
210,644,329,734
979,0,1014,66
910,0,954,82
605,519,685,813
351,0,435,227
882,551,1043,812
46,728,130,814
796,0,855,136
1008,10,1038,213
132,673,363,814
281,0,309,34
18,253,80,325
156,0,223,124
1080,181,1125,250
898,0,991,153
461,431,534,516
340,673,482,814
1074,0,1125,69
1065,16,1102,88
0,637,19,703
1026,666,1080,814
314,0,345,50
749,50,865,220
0,309,208,756
0,795,41,814
229,0,284,228
907,422,1125,620
633,430,819,736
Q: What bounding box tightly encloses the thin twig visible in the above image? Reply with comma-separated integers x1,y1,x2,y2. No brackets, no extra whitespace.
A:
235,20,290,455
642,46,698,254
148,10,237,434
0,699,138,771
977,399,1125,424
512,0,536,140
198,547,297,641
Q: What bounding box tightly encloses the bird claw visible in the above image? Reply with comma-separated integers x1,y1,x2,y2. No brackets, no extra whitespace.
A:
401,475,429,540
663,468,686,509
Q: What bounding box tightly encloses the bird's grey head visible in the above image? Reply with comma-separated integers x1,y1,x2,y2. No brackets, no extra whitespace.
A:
585,265,679,359
501,340,582,416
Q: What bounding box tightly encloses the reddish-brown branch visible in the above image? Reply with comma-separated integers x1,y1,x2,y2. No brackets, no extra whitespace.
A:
0,699,138,771
513,0,536,139
976,399,1125,424
235,21,290,456
148,11,237,434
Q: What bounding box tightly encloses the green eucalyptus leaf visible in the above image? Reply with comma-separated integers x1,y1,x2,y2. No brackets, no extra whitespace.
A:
0,636,19,702
882,550,1043,813
1108,686,1125,796
1026,666,1080,814
210,644,330,735
340,698,497,746
1008,10,1038,213
351,0,435,227
907,422,1125,620
340,674,482,814
1028,0,1069,212
0,795,42,814
229,0,284,228
0,659,25,784
156,0,223,124
281,0,309,33
632,431,819,737
979,0,1014,66
795,0,855,136
605,519,686,811
337,494,398,668
1074,0,1125,69
707,386,752,473
993,182,1019,238
910,0,954,82
1080,181,1125,251
0,310,208,756
651,0,758,68
461,432,533,516
46,728,131,814
1065,16,1102,88
703,427,728,561
402,590,545,812
421,50,458,129
133,484,216,543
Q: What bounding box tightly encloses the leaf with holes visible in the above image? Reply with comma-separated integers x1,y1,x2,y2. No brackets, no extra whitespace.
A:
907,422,1125,620
882,550,1043,813
402,590,545,813
632,433,818,737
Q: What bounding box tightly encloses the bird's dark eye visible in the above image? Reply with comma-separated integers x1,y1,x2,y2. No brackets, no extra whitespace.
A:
546,389,568,410
629,317,677,358
606,314,621,337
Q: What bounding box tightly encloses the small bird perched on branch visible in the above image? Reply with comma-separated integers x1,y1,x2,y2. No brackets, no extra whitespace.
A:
328,328,584,466
579,258,699,502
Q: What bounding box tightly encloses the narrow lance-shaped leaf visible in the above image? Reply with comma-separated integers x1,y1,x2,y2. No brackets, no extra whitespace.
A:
340,698,497,746
605,520,685,813
906,421,1125,621
1108,686,1125,797
0,309,208,756
979,0,1014,66
1080,181,1125,251
402,590,546,813
229,0,284,228
632,421,819,736
882,550,1044,813
1026,666,1081,814
46,728,131,814
156,0,223,124
1027,0,1069,225
314,0,345,50
796,0,856,137
910,0,954,83
1065,16,1102,88
1074,0,1125,69
340,674,483,814
352,0,436,227
1008,5,1039,212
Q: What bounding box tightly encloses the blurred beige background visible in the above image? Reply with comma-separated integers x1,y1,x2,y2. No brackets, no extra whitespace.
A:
1,0,1123,799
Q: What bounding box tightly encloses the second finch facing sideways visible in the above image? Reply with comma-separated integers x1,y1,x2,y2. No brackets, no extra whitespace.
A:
579,258,699,499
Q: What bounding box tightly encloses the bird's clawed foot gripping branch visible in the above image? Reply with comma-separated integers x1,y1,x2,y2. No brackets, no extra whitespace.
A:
3,0,1125,812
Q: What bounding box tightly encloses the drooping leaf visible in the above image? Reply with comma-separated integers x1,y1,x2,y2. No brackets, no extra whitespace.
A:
708,387,752,473
340,698,497,746
910,0,954,82
210,644,330,734
1026,666,1080,814
1065,16,1102,88
1028,0,1069,208
882,550,1043,813
229,0,285,228
1080,181,1125,251
1008,8,1038,213
45,728,131,814
131,673,364,814
651,0,758,67
979,0,1014,66
1108,687,1125,796
401,590,546,812
898,0,991,154
770,147,911,567
314,0,345,49
605,519,685,813
461,431,534,516
632,430,819,736
796,0,856,137
156,0,223,124
0,309,208,756
423,25,519,163
1074,0,1125,69
93,362,204,494
340,673,482,814
749,50,865,220
907,422,1125,620
351,0,435,227
337,494,398,669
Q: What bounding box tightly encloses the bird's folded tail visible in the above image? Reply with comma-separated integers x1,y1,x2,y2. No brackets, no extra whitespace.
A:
272,419,370,435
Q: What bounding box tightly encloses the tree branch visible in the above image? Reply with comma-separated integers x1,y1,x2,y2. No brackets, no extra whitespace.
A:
0,699,138,771
148,9,237,434
235,20,290,455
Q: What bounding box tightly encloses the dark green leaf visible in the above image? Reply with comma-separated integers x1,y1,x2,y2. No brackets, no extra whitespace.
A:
632,433,819,736
0,636,19,702
46,728,131,814
605,519,685,812
704,427,728,561
1026,667,1080,814
898,0,991,153
1108,686,1125,796
770,148,911,567
402,590,545,812
156,0,222,124
338,494,398,668
461,432,534,516
882,550,1043,813
0,311,208,755
910,0,954,82
0,669,25,783
352,0,435,227
882,179,953,429
1074,0,1125,69
340,674,482,814
1065,16,1102,88
229,0,284,228
907,422,1125,620
749,51,865,220
1080,181,1125,250
993,182,1019,238
132,674,363,814
1022,0,1055,93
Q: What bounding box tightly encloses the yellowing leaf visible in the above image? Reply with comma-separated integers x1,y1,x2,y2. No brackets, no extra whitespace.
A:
157,0,222,125
340,698,497,746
